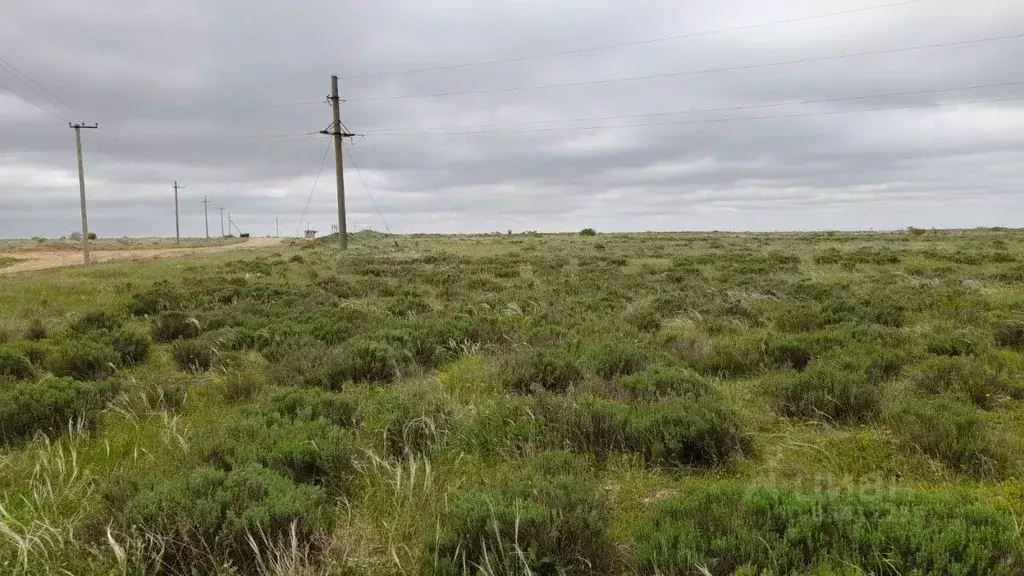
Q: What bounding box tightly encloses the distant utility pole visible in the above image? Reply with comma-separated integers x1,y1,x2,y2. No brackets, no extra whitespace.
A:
202,196,211,239
275,215,279,238
219,204,225,238
321,75,356,250
70,122,98,264
173,181,185,245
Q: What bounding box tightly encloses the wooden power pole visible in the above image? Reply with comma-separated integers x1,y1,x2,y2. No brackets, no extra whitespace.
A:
173,181,185,245
70,122,98,264
202,196,211,239
323,75,355,250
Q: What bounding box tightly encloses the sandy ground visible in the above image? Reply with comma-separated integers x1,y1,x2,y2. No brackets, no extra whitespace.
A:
0,237,283,276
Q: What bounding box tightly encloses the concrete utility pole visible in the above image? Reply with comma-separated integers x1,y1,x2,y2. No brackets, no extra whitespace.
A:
70,122,98,264
322,75,355,250
173,181,185,245
202,196,211,239
219,204,225,238
275,215,279,238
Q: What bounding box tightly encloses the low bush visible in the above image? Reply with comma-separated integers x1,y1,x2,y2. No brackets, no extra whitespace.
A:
23,318,46,341
766,337,813,371
46,340,118,381
625,396,751,467
429,454,617,575
129,280,183,316
617,365,710,401
8,341,50,367
579,228,597,236
171,339,215,372
502,348,583,394
134,372,192,413
324,339,400,387
153,311,201,342
259,387,358,428
0,377,103,441
889,399,1010,478
126,464,333,574
913,354,1022,409
771,359,882,424
0,346,34,380
201,415,358,490
636,484,1022,575
220,363,268,404
71,310,123,334
585,338,649,379
111,328,151,365
684,334,766,377
925,328,987,357
358,385,455,458
993,318,1024,349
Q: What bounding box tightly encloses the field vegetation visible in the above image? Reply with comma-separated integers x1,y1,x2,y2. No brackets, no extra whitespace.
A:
1,228,1023,574
0,236,245,252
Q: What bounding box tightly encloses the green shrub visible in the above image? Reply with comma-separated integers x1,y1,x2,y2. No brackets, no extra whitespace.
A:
71,310,123,334
772,359,882,424
324,339,400,386
129,280,182,316
685,334,765,377
260,387,358,428
625,397,751,467
171,339,215,372
993,318,1024,349
502,348,583,394
359,385,455,458
202,326,270,351
111,328,151,365
134,372,192,413
23,318,46,341
46,340,118,381
579,228,597,236
9,341,50,367
766,337,813,371
624,305,661,332
201,415,358,490
0,377,103,441
220,364,268,404
585,338,649,379
889,399,1010,477
636,484,1022,575
152,311,201,342
913,355,1022,409
618,365,710,401
771,303,826,333
429,454,616,575
126,465,333,574
925,328,986,357
533,394,630,460
0,346,34,380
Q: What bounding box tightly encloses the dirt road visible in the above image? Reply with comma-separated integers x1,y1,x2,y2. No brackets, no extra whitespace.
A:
0,237,283,276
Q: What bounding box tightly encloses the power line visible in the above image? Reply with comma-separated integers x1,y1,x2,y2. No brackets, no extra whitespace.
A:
363,95,1024,137
297,140,333,231
362,81,1024,134
0,79,70,122
344,146,391,233
344,33,1024,102
338,0,930,79
0,57,78,119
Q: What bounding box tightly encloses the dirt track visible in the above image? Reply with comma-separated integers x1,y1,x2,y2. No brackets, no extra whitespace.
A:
0,237,282,276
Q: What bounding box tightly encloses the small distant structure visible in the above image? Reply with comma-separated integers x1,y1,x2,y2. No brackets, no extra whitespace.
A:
303,229,317,240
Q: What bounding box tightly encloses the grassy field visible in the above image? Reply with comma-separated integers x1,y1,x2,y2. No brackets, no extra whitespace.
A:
1,228,1024,574
0,237,246,252
0,257,21,269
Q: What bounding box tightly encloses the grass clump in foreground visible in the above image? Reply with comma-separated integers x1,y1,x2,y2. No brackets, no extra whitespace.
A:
3,229,1024,573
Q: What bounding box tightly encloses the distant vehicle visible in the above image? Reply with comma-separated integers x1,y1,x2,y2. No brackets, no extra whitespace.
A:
240,233,250,238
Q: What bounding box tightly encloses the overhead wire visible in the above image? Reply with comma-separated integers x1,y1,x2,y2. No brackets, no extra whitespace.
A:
297,139,333,232
337,0,931,79
362,95,1024,137
343,33,1024,101
344,146,392,233
361,81,1024,134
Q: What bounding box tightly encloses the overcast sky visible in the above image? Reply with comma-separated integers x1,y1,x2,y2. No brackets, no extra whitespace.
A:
1,0,1022,237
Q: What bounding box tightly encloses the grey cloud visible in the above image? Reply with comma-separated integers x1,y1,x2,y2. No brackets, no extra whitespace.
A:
2,0,1023,238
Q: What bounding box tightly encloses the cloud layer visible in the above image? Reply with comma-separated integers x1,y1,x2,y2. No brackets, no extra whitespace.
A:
2,0,1022,237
